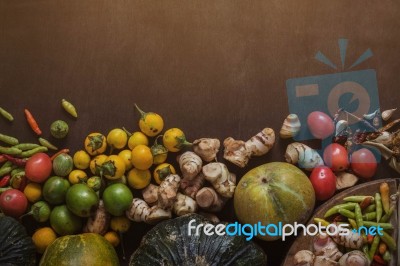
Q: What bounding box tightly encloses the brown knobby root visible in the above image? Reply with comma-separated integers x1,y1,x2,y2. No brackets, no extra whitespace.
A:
173,193,198,216
202,162,236,198
192,138,220,162
195,187,227,212
142,184,159,206
285,142,324,171
294,250,315,266
178,151,202,180
83,200,110,235
198,212,220,223
157,174,181,210
223,128,275,167
180,172,206,199
223,137,251,168
336,172,359,190
313,234,342,261
146,206,172,224
126,198,150,222
313,256,339,266
245,127,275,156
338,250,369,266
331,229,363,249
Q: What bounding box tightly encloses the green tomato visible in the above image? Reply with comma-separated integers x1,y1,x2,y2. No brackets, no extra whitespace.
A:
50,120,69,139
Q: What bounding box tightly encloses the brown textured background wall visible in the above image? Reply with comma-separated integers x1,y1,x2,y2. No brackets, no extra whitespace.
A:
1,1,399,265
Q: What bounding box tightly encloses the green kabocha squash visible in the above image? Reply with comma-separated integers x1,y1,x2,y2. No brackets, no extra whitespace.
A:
129,213,267,265
0,215,36,266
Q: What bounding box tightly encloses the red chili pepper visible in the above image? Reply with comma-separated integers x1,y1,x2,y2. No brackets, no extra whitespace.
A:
0,155,6,163
50,148,70,161
373,255,387,265
0,175,11,187
3,154,27,167
18,176,27,191
367,234,374,244
24,109,42,135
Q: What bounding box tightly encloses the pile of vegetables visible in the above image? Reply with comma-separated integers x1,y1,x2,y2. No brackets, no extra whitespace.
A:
294,182,397,265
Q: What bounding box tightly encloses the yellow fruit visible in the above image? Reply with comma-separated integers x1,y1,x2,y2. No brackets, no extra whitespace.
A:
131,145,153,170
68,169,88,184
151,136,168,165
135,104,164,137
118,149,133,171
32,227,57,254
162,128,191,152
102,155,126,180
104,231,120,247
90,154,108,175
127,168,151,189
73,150,91,170
128,131,149,150
110,216,131,233
84,133,107,156
24,182,42,203
153,163,176,184
107,128,128,150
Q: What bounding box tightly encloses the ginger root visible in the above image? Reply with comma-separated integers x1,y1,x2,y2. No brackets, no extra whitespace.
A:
83,200,110,235
223,128,275,168
126,198,171,224
178,151,202,180
196,187,226,212
313,234,342,261
142,184,159,206
193,138,220,162
180,172,206,198
285,142,324,171
338,250,369,266
202,162,236,198
173,193,197,216
157,174,181,210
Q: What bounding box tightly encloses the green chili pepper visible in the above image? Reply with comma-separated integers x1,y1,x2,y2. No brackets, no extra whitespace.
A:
0,166,13,177
0,107,14,122
362,212,377,221
313,218,330,227
324,202,357,218
38,137,58,150
354,204,363,228
0,146,22,155
362,221,393,230
20,146,48,157
348,218,358,229
369,235,380,260
13,143,41,151
343,195,374,202
380,206,394,223
375,192,382,222
381,231,396,250
11,168,24,178
363,204,376,213
362,244,369,257
0,161,13,171
338,209,355,219
0,133,19,146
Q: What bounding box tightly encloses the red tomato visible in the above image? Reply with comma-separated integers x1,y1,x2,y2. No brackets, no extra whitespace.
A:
323,143,349,172
350,148,377,179
25,153,52,183
309,166,336,201
0,189,28,218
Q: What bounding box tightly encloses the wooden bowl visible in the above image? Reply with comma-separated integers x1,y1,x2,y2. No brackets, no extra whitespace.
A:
282,178,399,266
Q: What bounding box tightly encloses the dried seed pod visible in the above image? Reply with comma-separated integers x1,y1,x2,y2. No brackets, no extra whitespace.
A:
335,120,348,136
381,108,396,121
280,114,301,139
336,172,358,190
192,138,220,162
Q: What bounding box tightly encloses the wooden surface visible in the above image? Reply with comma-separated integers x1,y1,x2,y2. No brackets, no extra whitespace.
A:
1,1,400,265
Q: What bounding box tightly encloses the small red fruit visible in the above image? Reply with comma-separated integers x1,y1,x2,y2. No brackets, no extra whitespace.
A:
307,111,335,139
323,143,349,172
350,148,377,179
309,166,336,201
0,189,28,218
